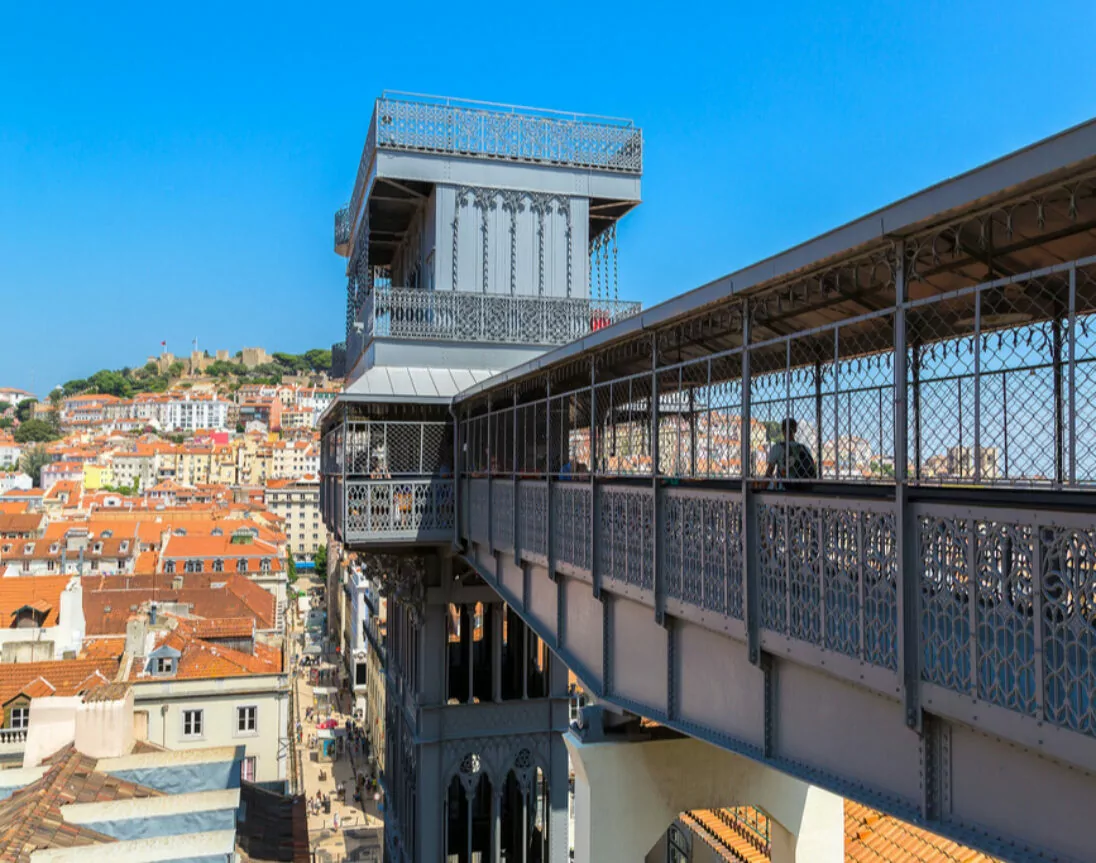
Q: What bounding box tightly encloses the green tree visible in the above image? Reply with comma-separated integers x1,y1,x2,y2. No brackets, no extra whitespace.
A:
286,554,297,584
313,544,327,578
143,361,159,375
48,388,64,405
62,378,88,397
0,417,11,430
15,399,37,423
303,349,332,372
235,422,245,434
167,361,185,378
19,445,50,486
13,419,58,444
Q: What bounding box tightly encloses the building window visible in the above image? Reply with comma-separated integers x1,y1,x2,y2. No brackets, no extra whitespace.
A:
237,558,248,572
237,705,257,733
182,709,204,737
184,559,202,573
153,657,174,674
165,560,176,574
242,756,256,782
9,707,29,730
260,559,271,573
212,559,224,573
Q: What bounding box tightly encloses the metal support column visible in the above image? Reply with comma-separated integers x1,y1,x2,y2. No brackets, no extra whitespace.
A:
894,242,921,730
590,358,601,599
1053,315,1065,487
1068,265,1078,485
651,334,664,625
741,306,761,666
546,378,555,580
487,394,494,553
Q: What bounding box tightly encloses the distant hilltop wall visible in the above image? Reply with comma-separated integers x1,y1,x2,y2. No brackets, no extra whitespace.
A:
145,347,273,374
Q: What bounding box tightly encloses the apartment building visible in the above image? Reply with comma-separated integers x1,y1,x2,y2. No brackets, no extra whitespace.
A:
0,435,20,469
263,476,323,561
270,439,319,480
160,394,230,431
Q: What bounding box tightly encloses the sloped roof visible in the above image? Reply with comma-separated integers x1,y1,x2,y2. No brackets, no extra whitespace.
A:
0,576,70,627
343,365,500,402
0,745,161,861
0,659,118,706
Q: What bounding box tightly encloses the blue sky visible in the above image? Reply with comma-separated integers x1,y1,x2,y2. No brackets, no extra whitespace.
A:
2,1,1094,397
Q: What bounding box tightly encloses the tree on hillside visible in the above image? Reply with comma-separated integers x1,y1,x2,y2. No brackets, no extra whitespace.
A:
14,419,58,444
62,378,88,397
0,418,11,430
303,349,332,372
48,388,64,405
15,399,37,423
286,555,297,583
168,361,185,378
19,445,50,487
314,544,327,578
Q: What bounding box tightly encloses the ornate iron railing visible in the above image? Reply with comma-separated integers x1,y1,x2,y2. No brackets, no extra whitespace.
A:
361,288,641,346
347,93,642,233
345,479,454,542
335,204,351,251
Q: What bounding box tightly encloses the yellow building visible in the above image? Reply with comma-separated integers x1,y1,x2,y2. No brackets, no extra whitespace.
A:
82,462,113,490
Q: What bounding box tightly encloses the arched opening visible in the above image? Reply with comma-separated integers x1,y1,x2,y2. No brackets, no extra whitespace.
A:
446,756,492,862
499,755,548,862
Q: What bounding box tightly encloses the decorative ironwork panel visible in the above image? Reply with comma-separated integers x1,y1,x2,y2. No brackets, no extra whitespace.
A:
788,505,822,643
344,479,454,541
334,204,351,249
1042,523,1096,735
518,481,548,561
469,479,489,544
598,486,654,591
492,479,515,551
366,288,640,347
862,511,898,670
822,508,861,659
975,521,1037,715
758,504,787,632
552,483,592,572
919,515,972,694
663,490,744,620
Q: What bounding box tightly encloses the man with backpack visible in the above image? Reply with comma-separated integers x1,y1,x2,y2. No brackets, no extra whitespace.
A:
765,418,817,489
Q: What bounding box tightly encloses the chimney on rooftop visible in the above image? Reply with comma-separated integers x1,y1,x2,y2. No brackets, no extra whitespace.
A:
125,616,148,658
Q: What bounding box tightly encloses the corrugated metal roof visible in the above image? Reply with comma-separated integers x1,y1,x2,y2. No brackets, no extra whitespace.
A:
343,366,500,402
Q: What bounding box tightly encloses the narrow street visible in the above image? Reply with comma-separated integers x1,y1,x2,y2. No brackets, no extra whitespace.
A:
289,571,384,863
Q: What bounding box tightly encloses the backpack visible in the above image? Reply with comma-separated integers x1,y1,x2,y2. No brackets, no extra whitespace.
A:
787,442,817,480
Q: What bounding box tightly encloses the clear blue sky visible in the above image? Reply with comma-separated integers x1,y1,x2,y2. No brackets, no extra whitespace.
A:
2,1,1094,397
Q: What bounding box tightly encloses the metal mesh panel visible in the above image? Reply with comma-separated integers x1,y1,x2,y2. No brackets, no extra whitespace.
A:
700,353,745,480
550,388,592,478
515,400,548,475
346,421,448,476
490,408,514,475
596,374,653,476
344,479,453,539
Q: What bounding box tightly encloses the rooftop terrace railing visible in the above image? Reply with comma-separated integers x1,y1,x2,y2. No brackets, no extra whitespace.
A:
347,93,642,236
361,288,641,347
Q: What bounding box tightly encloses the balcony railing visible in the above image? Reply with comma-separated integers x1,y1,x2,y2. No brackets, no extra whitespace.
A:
345,478,454,543
362,288,641,347
348,92,642,231
335,204,351,252
0,727,27,751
